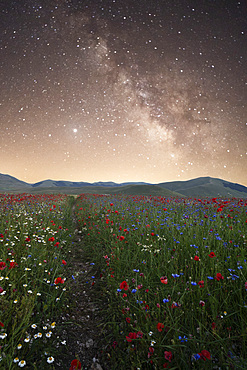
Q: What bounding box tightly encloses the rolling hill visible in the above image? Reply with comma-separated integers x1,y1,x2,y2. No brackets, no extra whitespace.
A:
158,177,247,198
0,173,246,197
0,173,31,191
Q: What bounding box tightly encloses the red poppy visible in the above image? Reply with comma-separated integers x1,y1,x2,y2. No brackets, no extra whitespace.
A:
212,322,216,330
0,321,4,327
160,276,168,284
54,277,65,284
126,332,137,342
48,237,55,242
215,273,224,281
164,351,172,362
62,260,67,265
54,242,60,247
157,322,164,332
9,261,18,269
208,252,216,258
69,359,82,370
0,262,6,270
199,350,211,361
198,280,204,288
194,256,200,261
120,280,129,291
119,236,125,241
25,237,31,242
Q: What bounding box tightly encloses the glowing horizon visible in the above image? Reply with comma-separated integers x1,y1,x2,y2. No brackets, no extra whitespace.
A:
1,1,246,186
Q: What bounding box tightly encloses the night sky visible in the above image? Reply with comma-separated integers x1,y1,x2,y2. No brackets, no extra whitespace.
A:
1,0,247,185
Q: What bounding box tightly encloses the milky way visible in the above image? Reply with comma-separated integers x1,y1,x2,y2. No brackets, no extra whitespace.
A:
1,0,247,185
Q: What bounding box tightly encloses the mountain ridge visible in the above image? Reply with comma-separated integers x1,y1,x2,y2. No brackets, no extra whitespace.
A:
0,173,247,197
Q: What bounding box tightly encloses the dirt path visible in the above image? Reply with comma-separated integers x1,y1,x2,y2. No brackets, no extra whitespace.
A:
55,202,106,369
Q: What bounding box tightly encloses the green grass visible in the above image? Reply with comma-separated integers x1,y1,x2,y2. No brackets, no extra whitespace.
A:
0,192,246,369
74,194,247,369
0,193,74,369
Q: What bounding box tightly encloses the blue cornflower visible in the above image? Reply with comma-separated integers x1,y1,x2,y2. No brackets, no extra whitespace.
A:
192,353,201,361
207,276,214,280
163,298,169,303
133,269,139,272
131,289,137,293
178,335,188,342
117,289,121,292
191,281,197,285
172,273,180,278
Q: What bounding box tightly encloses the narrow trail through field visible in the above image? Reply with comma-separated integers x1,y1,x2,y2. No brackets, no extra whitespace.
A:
55,200,106,370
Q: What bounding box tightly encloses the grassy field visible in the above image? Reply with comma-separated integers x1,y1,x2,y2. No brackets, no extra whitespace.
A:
74,194,247,369
0,193,75,369
0,193,246,369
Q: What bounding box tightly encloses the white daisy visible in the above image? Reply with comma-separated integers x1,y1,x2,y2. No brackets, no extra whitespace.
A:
47,356,54,364
18,360,26,367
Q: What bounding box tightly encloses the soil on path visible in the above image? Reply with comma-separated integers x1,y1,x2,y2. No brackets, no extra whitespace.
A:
54,202,108,370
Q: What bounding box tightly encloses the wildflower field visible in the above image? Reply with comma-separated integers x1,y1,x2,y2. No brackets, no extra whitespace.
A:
74,194,247,369
0,193,247,369
0,193,74,369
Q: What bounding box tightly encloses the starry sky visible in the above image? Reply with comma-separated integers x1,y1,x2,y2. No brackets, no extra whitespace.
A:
1,0,247,185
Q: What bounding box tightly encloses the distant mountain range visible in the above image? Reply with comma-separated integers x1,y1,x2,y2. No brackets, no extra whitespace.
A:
0,173,247,198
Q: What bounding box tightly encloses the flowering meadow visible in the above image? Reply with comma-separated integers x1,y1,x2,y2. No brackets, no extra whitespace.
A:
0,193,75,369
1,192,247,369
74,194,247,369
